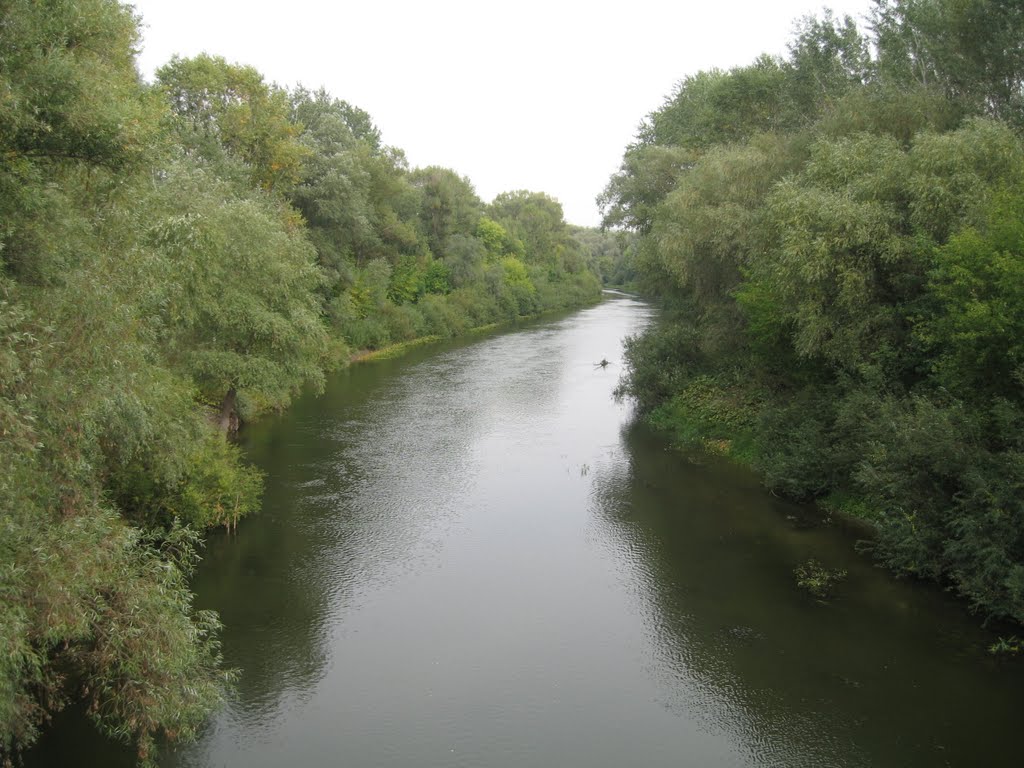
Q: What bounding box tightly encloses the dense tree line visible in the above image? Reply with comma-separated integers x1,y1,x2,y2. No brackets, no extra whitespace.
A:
0,1,607,761
606,0,1024,627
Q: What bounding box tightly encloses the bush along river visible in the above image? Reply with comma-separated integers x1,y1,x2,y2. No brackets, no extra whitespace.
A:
28,293,1024,767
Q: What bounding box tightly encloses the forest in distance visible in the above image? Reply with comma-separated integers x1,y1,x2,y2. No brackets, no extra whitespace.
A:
2,0,1024,764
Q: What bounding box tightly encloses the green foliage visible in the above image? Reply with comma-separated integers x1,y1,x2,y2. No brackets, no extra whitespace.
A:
415,294,468,338
444,234,487,288
1,506,233,763
600,145,696,233
570,226,638,287
988,636,1024,655
349,259,393,319
499,256,538,315
445,287,501,328
411,166,483,256
422,259,452,295
2,2,319,758
755,389,848,499
144,162,328,415
0,0,155,171
345,315,392,350
289,87,419,275
786,10,871,111
872,0,1024,123
794,559,848,598
110,430,264,532
651,132,801,344
647,374,759,464
380,301,427,342
609,0,1024,625
615,319,706,413
489,191,566,268
759,133,914,365
638,57,799,151
156,54,307,193
0,0,162,285
476,216,523,261
0,272,237,760
387,254,426,304
746,119,1022,370
920,188,1024,397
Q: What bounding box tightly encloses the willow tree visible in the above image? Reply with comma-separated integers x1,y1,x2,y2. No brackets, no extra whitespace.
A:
143,163,329,433
1,1,240,761
156,53,308,193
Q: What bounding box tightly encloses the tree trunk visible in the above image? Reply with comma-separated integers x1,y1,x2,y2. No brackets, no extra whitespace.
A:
217,386,239,437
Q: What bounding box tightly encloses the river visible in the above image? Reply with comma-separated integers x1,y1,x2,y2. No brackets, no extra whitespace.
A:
28,293,1023,766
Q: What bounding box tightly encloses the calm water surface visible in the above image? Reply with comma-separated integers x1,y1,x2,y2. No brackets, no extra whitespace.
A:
30,294,1023,766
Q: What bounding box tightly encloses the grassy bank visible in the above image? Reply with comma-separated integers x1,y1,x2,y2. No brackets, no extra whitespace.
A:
644,374,761,466
349,299,602,365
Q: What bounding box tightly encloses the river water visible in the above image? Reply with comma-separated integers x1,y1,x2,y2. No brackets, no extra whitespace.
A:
28,294,1023,766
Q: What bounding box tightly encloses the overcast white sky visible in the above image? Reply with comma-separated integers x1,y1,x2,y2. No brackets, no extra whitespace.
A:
128,0,876,226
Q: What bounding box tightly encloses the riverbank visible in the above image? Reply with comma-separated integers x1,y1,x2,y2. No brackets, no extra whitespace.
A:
637,370,1024,650
646,384,885,531
347,297,604,366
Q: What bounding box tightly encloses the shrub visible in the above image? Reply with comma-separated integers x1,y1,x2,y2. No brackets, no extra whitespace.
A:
794,558,847,598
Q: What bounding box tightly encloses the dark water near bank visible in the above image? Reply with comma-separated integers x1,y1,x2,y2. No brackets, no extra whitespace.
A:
29,294,1023,767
